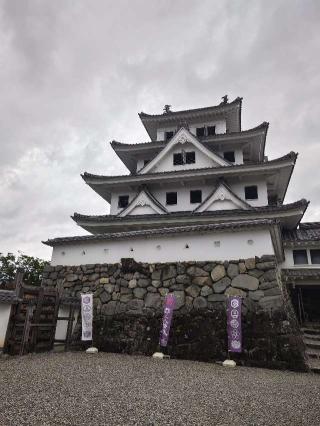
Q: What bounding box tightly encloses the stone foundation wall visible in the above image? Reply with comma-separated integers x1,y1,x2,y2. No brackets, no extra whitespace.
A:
42,256,307,371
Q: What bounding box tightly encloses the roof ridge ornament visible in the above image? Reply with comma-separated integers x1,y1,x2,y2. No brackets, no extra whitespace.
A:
163,104,172,114
221,95,228,105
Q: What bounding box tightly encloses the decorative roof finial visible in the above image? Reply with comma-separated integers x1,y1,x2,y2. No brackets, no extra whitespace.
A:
221,95,228,104
163,104,172,114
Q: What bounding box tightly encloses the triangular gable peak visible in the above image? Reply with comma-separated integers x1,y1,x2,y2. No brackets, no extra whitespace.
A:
194,182,251,213
139,127,229,175
118,189,167,217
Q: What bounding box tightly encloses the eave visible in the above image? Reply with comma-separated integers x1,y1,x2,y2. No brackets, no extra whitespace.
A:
139,97,243,140
72,199,308,235
111,122,269,172
82,152,297,204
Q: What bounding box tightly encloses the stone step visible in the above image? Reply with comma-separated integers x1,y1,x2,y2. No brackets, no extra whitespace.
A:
304,338,320,349
303,333,320,341
303,322,320,329
301,327,320,335
307,358,320,374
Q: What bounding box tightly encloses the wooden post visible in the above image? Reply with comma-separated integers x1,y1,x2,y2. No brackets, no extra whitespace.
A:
65,305,76,351
20,304,34,356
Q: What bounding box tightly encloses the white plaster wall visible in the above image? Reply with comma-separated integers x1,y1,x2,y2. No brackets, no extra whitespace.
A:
205,199,239,211
110,179,269,215
150,142,219,174
128,205,159,215
51,229,274,266
0,304,11,349
156,120,226,141
232,180,268,207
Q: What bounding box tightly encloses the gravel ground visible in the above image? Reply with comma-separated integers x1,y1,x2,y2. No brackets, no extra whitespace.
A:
0,352,319,426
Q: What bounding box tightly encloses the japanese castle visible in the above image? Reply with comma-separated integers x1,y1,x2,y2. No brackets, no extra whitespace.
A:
44,96,320,324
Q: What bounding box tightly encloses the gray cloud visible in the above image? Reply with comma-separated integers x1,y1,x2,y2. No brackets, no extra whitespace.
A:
0,0,320,259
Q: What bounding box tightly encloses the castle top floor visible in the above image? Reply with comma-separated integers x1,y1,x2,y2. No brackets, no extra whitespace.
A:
139,96,242,141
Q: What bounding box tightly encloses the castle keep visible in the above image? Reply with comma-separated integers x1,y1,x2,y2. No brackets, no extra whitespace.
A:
43,97,320,370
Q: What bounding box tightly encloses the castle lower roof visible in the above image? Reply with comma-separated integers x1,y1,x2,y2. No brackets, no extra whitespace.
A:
72,199,308,234
283,222,320,246
44,218,276,246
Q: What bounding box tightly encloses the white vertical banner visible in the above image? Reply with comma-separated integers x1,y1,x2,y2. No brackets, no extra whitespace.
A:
81,293,93,341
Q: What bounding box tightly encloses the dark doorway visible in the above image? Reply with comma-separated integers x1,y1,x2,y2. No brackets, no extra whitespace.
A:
290,285,320,324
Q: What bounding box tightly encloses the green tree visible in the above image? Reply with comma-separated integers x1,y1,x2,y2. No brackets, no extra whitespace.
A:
0,252,49,287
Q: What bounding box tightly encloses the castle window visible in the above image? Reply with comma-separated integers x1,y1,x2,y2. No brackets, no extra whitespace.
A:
190,190,202,204
186,151,195,164
224,151,235,162
166,192,177,205
245,185,258,200
196,127,205,137
118,195,129,208
310,249,320,264
173,153,184,165
293,249,308,265
165,131,174,141
207,126,216,136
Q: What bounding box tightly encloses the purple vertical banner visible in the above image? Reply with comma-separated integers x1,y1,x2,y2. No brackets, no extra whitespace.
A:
159,293,176,347
227,296,242,353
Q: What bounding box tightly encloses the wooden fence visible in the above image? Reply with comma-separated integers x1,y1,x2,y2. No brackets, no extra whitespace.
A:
3,270,80,355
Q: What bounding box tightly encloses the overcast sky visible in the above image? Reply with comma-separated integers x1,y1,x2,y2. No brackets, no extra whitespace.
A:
0,0,320,260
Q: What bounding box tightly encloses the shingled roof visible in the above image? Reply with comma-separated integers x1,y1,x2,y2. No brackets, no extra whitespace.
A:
283,222,320,246
43,219,276,246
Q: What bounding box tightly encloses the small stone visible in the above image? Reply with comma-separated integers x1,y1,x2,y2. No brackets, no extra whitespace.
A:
256,261,275,271
127,299,144,311
260,270,276,282
225,287,246,298
152,280,161,288
239,262,246,273
120,294,133,303
128,279,137,288
245,258,255,270
99,277,109,284
163,278,175,287
249,290,264,301
211,265,226,282
133,288,147,299
227,263,239,279
213,277,231,294
231,274,259,291
192,276,212,286
145,293,161,309
193,296,207,309
152,270,162,280
264,287,281,296
147,286,157,293
173,290,185,310
200,285,213,297
259,295,283,310
187,266,209,277
138,278,150,288
101,301,117,316
185,284,201,298
104,283,115,293
176,274,190,285
89,273,100,281
66,274,78,282
162,265,177,280
207,294,226,302
100,291,111,303
248,269,264,279
259,281,278,290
